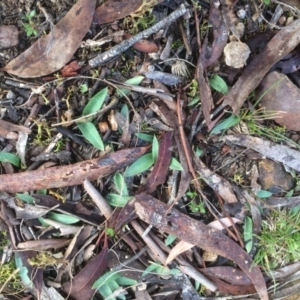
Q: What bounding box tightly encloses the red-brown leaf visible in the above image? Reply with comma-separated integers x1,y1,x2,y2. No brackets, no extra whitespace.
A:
146,131,173,193
2,0,95,78
63,239,108,300
133,193,268,300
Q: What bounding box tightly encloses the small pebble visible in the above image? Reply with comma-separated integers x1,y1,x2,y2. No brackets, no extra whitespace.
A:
237,9,246,19
6,90,16,100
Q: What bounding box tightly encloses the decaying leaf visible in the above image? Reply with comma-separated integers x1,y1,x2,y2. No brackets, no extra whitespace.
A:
2,0,95,78
146,131,173,193
0,25,19,49
0,146,148,193
133,193,268,300
166,240,194,265
63,238,108,300
223,19,300,113
223,135,300,172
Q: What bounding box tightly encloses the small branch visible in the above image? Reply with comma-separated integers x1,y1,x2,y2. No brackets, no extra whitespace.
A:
88,5,187,67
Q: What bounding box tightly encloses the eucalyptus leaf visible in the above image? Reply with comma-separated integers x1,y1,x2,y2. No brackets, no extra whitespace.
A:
82,87,108,115
120,103,129,119
78,122,104,150
124,153,154,177
187,95,200,106
0,152,20,167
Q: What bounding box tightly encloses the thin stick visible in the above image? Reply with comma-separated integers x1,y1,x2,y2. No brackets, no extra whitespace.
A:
89,5,187,67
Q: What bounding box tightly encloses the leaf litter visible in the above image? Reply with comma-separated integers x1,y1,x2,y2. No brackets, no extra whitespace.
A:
2,0,300,299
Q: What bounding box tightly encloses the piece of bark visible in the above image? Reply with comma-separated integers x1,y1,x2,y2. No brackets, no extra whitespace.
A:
0,146,148,193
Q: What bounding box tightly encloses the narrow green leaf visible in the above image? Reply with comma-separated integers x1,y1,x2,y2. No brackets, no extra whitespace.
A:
99,284,115,300
16,193,34,204
82,87,108,116
285,189,294,197
135,133,154,142
105,194,133,207
152,136,159,162
80,83,88,94
47,212,80,224
117,76,144,96
114,173,128,196
38,217,49,227
210,115,240,135
92,271,120,289
195,147,204,157
169,268,181,275
116,276,137,285
142,263,160,277
120,104,129,119
15,254,33,288
78,122,104,150
165,234,177,246
209,75,228,94
124,153,154,177
243,216,253,253
256,190,273,198
187,95,200,106
169,157,183,171
0,152,20,167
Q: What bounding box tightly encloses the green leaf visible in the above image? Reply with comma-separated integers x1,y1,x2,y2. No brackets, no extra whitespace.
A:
16,193,34,204
285,189,294,197
99,284,115,300
135,133,154,142
82,87,108,116
15,254,33,288
93,271,120,289
80,83,88,94
47,212,80,224
114,173,128,196
169,157,183,171
169,268,181,275
256,190,273,198
120,104,129,119
124,153,154,177
38,217,50,227
117,76,144,96
78,122,104,150
210,114,240,135
0,152,20,167
187,95,200,106
105,194,133,207
152,136,159,162
142,263,160,277
243,216,253,253
115,276,137,285
195,147,204,157
165,234,177,246
209,75,228,94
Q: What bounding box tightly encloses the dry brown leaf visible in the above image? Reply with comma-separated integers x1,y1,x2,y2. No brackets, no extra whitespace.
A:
2,0,95,78
166,240,194,265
